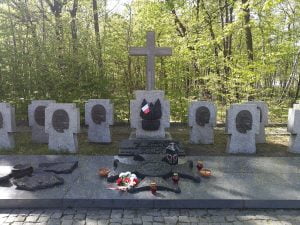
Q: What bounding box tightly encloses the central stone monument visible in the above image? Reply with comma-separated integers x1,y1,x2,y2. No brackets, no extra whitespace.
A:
119,31,184,156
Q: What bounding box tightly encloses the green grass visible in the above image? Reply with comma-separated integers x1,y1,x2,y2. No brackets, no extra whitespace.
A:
0,125,296,157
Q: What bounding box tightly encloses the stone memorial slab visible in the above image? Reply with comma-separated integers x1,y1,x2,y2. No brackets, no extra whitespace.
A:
85,99,113,143
226,104,260,154
247,101,268,143
45,103,80,153
130,90,170,139
28,100,56,143
0,103,16,149
188,101,217,144
288,103,300,153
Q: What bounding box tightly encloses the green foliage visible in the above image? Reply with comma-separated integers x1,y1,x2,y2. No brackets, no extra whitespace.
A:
0,0,299,122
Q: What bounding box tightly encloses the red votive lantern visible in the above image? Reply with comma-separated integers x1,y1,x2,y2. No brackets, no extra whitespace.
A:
197,161,204,171
172,173,179,184
150,182,157,194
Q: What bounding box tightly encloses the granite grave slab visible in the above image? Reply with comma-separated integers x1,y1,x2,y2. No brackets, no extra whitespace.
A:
85,99,114,143
226,104,260,154
0,103,16,149
28,100,56,143
45,103,80,152
188,101,217,144
247,101,268,143
288,102,300,153
1,156,300,208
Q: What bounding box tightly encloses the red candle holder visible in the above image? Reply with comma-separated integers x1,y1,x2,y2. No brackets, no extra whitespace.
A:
197,161,204,171
172,173,179,184
150,182,157,194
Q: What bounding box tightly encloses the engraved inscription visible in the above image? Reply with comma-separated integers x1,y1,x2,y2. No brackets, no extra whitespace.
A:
91,104,106,124
236,110,252,134
195,106,210,126
0,112,3,129
52,109,69,133
34,106,46,126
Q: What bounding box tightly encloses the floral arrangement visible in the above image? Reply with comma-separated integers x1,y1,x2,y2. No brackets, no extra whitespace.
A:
108,171,139,191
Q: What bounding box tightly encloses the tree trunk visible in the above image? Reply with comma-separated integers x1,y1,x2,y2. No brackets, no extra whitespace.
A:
70,0,78,53
241,0,254,62
92,0,103,72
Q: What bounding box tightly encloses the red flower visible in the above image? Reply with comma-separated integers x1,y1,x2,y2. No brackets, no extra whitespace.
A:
133,178,139,185
116,178,123,186
124,177,130,183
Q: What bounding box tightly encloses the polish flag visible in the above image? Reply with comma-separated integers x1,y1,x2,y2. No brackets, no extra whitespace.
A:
142,104,150,114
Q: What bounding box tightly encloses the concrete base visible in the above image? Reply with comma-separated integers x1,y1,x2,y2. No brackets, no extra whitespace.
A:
1,155,300,209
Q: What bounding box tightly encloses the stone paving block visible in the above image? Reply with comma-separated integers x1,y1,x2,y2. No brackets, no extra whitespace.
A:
38,216,50,222
61,220,73,225
164,216,178,224
51,212,62,219
11,222,23,225
73,220,85,225
99,215,110,220
62,215,74,220
122,218,133,224
153,216,164,222
74,213,86,220
47,218,61,225
132,218,142,224
97,219,109,225
110,217,122,223
86,218,98,225
178,215,190,223
142,216,153,222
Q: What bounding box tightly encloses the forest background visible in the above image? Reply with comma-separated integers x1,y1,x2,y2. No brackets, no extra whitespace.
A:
0,0,299,123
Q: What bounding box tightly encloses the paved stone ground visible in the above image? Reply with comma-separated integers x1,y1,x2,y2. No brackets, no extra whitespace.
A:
0,208,300,225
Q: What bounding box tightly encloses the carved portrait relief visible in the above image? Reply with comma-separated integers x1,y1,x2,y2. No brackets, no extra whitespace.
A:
195,106,210,126
91,104,106,124
52,109,69,133
235,110,252,134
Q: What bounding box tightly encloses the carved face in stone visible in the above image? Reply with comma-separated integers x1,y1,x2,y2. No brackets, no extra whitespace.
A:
52,109,69,133
236,110,252,134
165,142,179,165
0,112,3,129
91,104,106,124
195,106,210,126
34,106,46,126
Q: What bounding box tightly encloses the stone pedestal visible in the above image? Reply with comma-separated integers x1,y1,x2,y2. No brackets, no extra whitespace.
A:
226,104,260,154
0,103,16,149
130,90,170,139
248,101,268,143
85,99,114,143
188,101,217,144
45,103,80,153
28,100,56,143
288,103,300,153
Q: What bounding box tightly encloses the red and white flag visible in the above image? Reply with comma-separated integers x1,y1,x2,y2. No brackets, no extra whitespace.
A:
142,104,150,114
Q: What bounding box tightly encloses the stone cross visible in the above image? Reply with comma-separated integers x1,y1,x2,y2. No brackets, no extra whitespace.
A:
129,31,172,90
